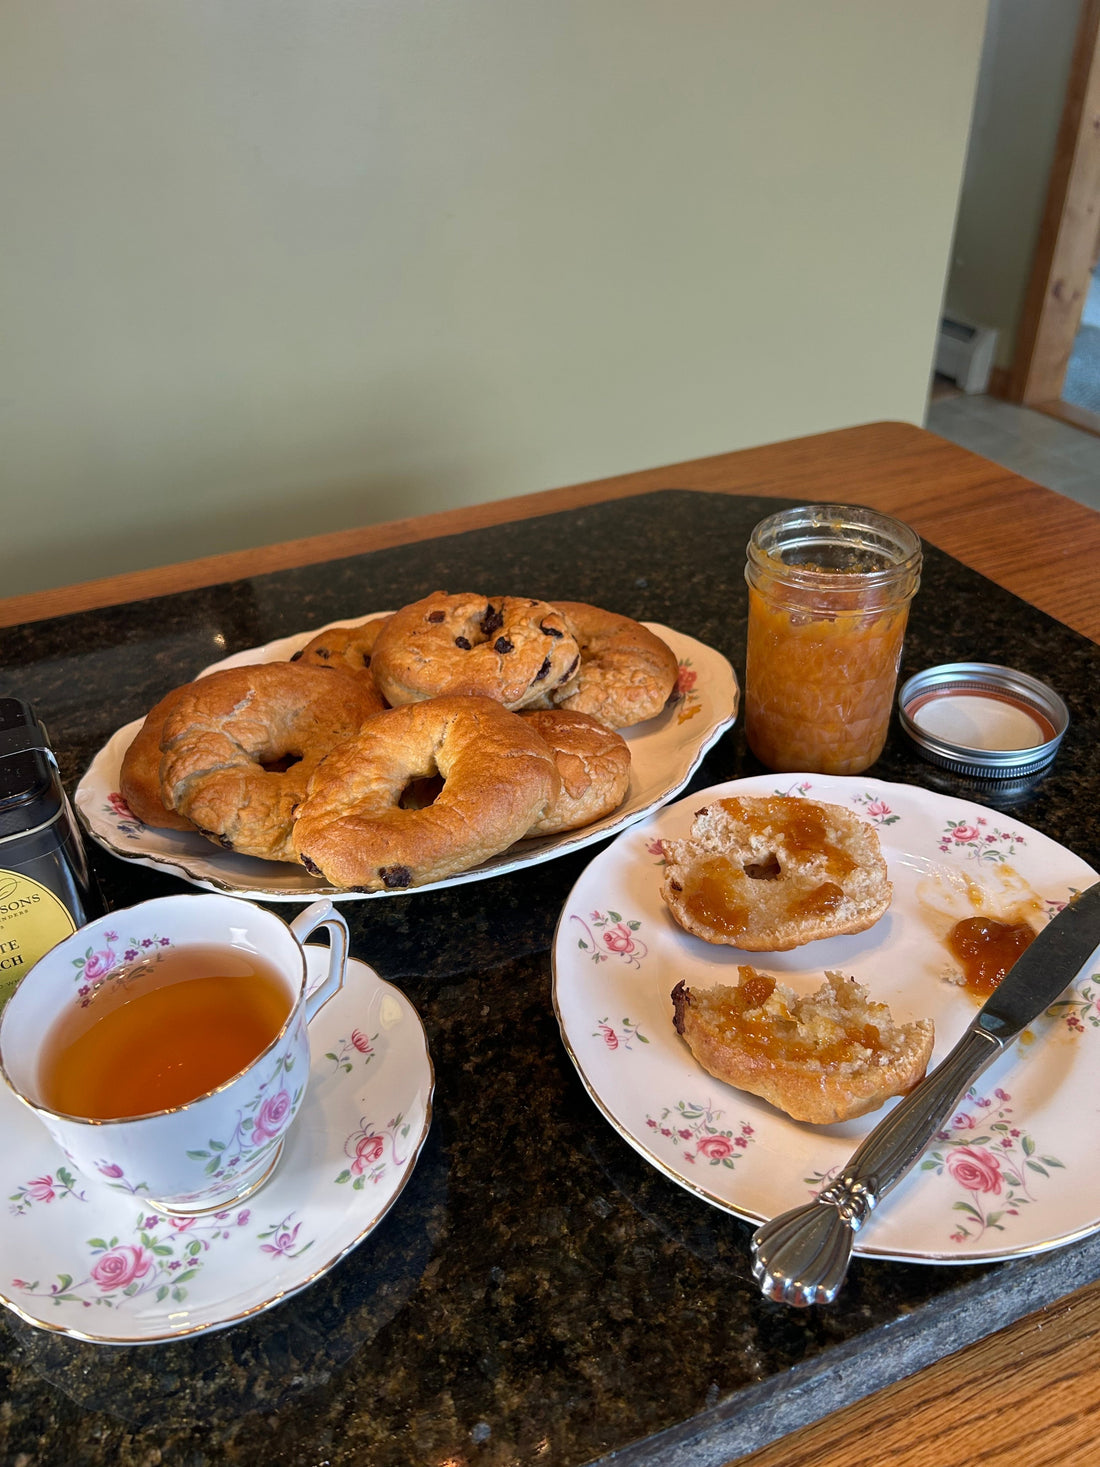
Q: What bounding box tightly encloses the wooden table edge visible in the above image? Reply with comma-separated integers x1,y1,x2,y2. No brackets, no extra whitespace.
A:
3,421,1098,642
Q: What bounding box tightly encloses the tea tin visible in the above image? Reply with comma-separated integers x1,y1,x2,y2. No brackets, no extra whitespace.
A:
0,697,100,1010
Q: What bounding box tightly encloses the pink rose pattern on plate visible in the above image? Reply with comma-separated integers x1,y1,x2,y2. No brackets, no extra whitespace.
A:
8,1166,87,1215
104,790,146,840
937,816,1028,864
593,1017,649,1052
920,1087,1064,1243
672,660,703,725
325,1029,379,1074
11,1206,270,1310
570,911,649,968
1048,972,1100,1034
336,1113,410,1190
646,1100,755,1171
806,1089,1065,1245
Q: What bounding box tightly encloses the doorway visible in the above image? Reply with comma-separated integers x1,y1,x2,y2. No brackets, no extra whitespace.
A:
1008,0,1100,433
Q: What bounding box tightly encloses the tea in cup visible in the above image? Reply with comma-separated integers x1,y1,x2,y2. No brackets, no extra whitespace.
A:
0,892,348,1215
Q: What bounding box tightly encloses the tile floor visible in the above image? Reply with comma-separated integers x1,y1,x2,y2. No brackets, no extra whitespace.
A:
924,386,1100,512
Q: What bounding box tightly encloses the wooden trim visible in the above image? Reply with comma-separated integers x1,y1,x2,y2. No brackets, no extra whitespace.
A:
1008,0,1100,403
1030,394,1100,437
986,364,1011,398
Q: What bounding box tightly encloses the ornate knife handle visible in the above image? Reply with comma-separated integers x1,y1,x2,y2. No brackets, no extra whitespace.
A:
750,1024,1002,1306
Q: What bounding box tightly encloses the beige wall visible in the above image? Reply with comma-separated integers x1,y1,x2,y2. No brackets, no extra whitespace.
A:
944,0,1081,370
1,2,987,600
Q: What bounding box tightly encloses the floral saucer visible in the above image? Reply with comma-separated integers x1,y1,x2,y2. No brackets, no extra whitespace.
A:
553,774,1100,1265
0,950,433,1343
74,618,738,902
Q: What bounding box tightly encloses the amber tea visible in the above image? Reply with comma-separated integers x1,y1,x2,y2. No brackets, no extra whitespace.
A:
38,943,293,1120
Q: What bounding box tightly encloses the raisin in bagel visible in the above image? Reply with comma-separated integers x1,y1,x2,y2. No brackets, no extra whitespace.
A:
369,593,580,711
119,684,201,832
290,615,392,691
158,662,379,862
661,795,891,950
671,968,934,1124
546,602,679,728
291,694,560,890
519,708,631,835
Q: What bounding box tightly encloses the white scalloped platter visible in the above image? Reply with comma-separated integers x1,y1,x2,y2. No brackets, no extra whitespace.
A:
75,618,738,902
552,774,1100,1264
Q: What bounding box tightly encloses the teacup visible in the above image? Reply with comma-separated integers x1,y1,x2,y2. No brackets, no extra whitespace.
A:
0,892,347,1215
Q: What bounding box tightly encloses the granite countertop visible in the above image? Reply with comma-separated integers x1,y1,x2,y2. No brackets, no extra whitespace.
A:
1,490,1098,1467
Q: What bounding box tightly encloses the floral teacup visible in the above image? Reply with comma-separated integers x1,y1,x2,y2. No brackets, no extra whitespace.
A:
0,892,347,1215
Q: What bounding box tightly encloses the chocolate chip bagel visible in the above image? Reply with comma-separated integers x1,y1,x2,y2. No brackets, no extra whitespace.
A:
369,593,580,711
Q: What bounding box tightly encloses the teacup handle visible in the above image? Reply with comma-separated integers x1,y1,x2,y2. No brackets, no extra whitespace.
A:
290,899,349,1022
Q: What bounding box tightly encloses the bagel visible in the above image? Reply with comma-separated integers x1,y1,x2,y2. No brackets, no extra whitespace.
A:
290,615,392,690
660,796,891,950
547,602,679,728
369,593,581,711
671,968,934,1124
519,709,631,835
118,684,200,832
158,662,379,862
291,695,560,890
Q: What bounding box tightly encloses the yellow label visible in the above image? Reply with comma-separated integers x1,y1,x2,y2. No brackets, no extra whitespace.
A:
0,871,78,1012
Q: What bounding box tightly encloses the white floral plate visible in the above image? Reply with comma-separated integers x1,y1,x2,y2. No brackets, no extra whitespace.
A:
552,774,1100,1264
0,949,433,1343
74,618,738,902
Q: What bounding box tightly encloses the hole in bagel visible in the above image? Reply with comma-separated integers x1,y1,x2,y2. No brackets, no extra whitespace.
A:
743,853,782,880
400,775,445,810
261,753,303,775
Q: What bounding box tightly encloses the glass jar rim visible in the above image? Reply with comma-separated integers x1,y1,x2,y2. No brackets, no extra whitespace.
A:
746,503,922,592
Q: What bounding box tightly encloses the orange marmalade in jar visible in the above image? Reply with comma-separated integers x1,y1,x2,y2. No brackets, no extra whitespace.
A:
744,505,921,775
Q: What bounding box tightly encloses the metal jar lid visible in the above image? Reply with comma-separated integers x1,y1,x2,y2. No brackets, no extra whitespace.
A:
898,662,1069,781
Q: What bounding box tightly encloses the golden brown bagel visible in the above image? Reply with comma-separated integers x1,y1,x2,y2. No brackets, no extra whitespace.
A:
291,695,560,890
548,602,679,728
158,662,379,862
290,615,392,694
519,708,631,835
118,685,200,832
369,592,581,711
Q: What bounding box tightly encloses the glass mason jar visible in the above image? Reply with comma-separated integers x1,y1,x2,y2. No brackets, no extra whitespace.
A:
743,504,922,775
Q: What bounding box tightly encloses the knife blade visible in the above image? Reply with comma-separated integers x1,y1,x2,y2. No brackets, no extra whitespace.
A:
750,878,1100,1307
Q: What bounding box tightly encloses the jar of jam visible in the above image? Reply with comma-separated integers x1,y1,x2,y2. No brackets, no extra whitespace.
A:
743,504,921,775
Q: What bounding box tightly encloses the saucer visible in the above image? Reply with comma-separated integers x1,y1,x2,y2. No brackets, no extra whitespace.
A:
0,950,433,1344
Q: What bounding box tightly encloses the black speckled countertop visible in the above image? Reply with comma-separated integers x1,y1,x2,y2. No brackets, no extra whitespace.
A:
1,490,1098,1467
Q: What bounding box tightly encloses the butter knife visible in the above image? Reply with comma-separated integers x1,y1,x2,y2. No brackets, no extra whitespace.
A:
750,879,1100,1307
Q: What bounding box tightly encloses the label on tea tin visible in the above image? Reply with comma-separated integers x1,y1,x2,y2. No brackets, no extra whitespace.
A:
0,870,78,1011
